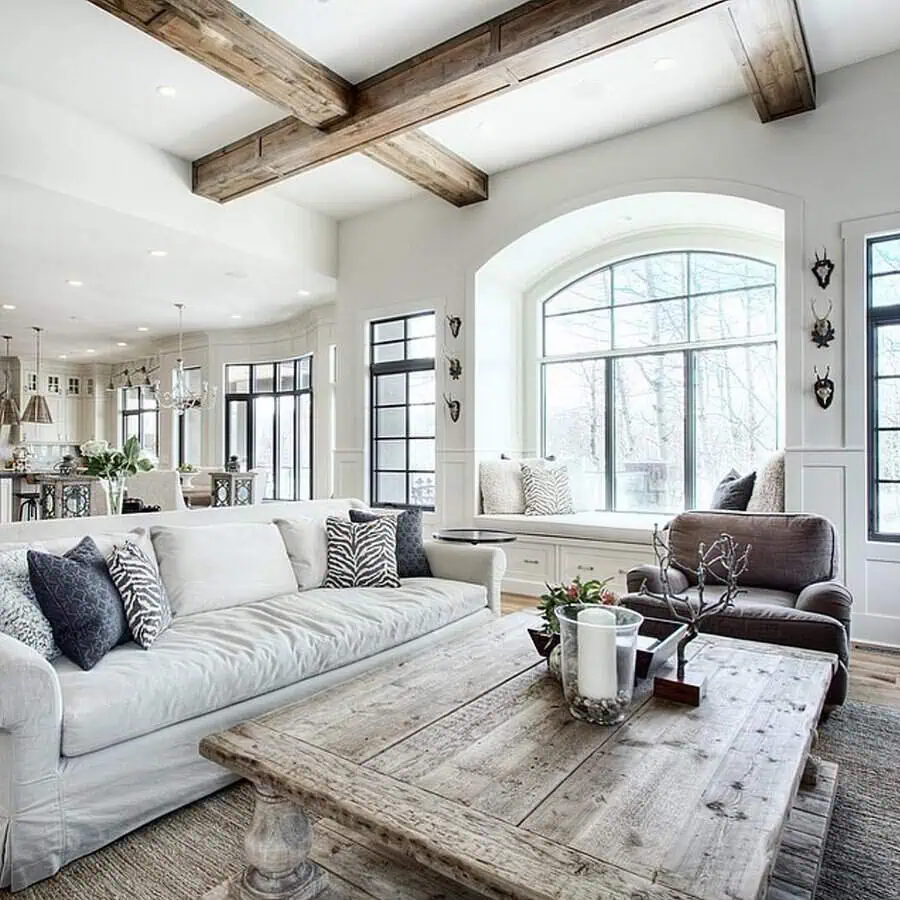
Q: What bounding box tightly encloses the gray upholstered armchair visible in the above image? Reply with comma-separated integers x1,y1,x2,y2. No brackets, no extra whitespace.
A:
622,511,852,706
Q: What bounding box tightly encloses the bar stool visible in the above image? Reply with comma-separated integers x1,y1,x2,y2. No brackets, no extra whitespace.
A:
14,492,40,521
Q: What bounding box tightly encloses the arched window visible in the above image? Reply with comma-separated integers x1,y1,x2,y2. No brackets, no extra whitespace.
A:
541,251,778,513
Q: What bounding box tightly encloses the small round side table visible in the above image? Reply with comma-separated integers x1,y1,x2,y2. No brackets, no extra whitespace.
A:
432,529,517,545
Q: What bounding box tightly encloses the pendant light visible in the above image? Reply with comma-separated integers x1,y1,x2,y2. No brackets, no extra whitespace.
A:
21,327,53,425
0,335,21,426
152,304,216,415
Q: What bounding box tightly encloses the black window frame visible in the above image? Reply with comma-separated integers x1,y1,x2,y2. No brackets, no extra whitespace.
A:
540,250,779,513
223,356,313,501
369,311,436,511
867,234,900,541
120,386,159,456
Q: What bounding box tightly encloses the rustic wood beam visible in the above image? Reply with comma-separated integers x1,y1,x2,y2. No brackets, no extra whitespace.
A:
363,132,488,207
87,0,489,206
723,0,815,123
193,0,732,202
86,0,353,126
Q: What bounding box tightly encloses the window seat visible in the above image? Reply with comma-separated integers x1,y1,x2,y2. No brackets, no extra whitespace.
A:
473,511,661,545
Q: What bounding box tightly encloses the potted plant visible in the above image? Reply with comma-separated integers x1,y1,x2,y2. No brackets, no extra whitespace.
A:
80,437,156,515
178,463,199,488
529,575,618,658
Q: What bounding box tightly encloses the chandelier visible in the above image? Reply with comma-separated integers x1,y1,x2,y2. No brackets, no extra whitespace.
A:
105,363,158,393
152,303,216,416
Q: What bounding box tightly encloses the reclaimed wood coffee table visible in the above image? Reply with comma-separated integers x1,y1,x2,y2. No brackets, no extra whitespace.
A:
200,613,838,900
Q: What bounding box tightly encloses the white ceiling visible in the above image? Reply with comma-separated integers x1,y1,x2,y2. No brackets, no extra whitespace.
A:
2,1,900,220
0,176,332,360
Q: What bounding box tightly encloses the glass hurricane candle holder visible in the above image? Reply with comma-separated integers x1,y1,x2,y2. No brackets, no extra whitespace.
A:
556,604,643,725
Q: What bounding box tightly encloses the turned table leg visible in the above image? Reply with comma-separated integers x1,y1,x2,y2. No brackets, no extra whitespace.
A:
204,782,327,900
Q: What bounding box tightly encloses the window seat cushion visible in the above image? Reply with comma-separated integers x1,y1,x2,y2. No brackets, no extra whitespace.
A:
473,511,660,544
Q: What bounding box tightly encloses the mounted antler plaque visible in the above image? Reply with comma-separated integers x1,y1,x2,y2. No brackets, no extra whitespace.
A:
811,249,835,290
814,366,835,409
810,299,835,348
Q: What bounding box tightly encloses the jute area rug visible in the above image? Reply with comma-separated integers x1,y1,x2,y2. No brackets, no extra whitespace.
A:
8,700,899,900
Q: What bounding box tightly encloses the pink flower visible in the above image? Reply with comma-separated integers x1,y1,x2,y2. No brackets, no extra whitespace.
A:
567,584,579,599
600,590,618,606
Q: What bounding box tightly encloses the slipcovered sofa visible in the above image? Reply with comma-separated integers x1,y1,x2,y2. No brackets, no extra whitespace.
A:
621,510,852,706
0,499,505,891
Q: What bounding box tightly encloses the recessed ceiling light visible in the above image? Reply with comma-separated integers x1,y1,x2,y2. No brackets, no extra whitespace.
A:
1,304,15,310
148,249,168,257
653,57,676,71
86,349,96,354
116,341,128,347
225,271,248,279
156,85,177,97
137,326,149,332
58,354,67,360
297,289,311,297
66,279,83,287
230,314,242,319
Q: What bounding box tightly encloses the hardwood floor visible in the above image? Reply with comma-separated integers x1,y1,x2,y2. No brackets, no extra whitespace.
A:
500,594,900,710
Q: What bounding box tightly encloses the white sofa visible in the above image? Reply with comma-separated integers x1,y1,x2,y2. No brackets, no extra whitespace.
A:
0,499,505,891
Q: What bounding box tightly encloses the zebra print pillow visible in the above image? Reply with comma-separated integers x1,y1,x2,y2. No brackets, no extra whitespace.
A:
107,540,172,649
323,516,401,589
522,462,575,516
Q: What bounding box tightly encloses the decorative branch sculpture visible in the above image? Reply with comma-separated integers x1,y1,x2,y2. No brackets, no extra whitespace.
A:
642,526,752,681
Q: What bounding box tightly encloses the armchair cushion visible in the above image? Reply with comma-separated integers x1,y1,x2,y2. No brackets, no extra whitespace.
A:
797,580,853,632
626,564,689,596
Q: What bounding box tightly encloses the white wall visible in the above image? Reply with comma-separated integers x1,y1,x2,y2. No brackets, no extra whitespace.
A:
335,49,900,644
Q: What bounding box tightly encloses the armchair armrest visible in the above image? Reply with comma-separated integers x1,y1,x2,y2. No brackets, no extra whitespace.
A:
626,564,689,596
424,542,507,615
0,633,64,890
796,581,853,634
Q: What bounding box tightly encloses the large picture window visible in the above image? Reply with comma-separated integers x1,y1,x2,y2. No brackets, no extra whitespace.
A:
120,387,159,456
541,251,778,513
369,312,436,509
224,357,313,501
177,367,203,468
867,234,900,540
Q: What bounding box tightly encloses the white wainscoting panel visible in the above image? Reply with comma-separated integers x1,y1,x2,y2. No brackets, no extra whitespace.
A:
799,463,847,582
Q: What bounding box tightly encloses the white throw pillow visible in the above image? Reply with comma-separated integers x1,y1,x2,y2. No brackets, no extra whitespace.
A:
522,463,575,516
746,450,785,513
479,460,526,514
274,517,327,590
151,523,297,617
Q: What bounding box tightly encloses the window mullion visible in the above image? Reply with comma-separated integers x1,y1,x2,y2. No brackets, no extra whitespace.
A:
605,356,615,511
684,350,696,509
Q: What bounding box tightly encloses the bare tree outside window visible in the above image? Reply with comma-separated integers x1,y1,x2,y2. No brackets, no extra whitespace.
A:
541,251,778,513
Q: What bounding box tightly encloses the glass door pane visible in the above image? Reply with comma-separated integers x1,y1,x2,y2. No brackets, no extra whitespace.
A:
299,393,312,500
227,400,248,470
277,395,295,500
253,396,275,499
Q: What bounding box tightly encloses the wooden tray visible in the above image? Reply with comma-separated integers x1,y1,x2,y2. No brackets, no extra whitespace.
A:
635,617,687,680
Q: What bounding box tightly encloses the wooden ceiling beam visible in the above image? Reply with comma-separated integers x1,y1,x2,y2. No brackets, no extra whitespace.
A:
87,0,353,125
193,0,732,202
723,0,815,122
87,0,489,206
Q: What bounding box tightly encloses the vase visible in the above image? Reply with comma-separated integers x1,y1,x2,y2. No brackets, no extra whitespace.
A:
102,476,126,516
556,603,643,725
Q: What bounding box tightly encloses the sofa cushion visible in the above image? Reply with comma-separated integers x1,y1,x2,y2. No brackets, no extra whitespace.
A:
0,549,59,660
667,511,837,594
151,522,297,617
323,516,401,588
350,508,432,579
275,517,325,590
28,537,130,671
55,578,488,757
107,539,172,649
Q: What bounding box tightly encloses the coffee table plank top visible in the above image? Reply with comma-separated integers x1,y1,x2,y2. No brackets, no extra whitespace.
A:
201,613,836,900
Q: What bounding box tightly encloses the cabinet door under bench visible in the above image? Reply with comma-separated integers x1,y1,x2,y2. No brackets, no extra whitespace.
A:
503,541,555,592
558,542,654,595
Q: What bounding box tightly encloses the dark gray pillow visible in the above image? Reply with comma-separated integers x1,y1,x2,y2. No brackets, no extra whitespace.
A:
350,508,432,579
28,536,131,671
710,470,756,511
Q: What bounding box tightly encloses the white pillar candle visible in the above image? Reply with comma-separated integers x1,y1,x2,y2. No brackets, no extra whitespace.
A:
577,607,618,700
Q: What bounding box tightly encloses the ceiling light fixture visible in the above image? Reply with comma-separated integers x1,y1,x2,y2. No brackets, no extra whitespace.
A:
21,327,53,425
66,279,83,287
1,304,15,310
148,249,168,257
297,289,311,297
117,342,128,347
156,85,177,97
137,326,149,332
653,57,676,71
230,314,242,320
58,355,68,360
0,336,21,427
152,303,217,416
86,349,96,354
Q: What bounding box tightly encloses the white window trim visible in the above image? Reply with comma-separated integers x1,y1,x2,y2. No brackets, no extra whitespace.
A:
523,227,785,509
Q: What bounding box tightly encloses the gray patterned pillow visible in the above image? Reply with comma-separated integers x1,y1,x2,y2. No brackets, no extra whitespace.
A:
522,463,575,516
349,508,432,578
107,540,172,649
323,516,401,588
0,549,59,660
